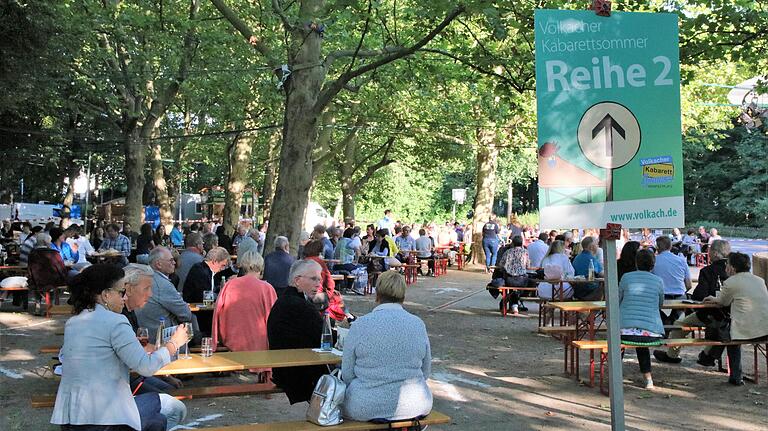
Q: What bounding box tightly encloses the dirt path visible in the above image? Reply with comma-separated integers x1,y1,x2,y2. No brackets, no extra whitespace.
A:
2,266,766,430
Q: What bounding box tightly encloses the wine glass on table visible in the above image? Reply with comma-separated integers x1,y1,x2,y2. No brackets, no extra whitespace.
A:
136,327,149,347
181,324,194,359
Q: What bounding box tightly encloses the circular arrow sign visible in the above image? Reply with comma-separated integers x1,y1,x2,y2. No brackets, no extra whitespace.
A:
577,102,641,169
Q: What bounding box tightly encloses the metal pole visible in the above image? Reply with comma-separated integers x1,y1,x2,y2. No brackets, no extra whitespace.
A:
84,152,92,235
604,238,625,430
178,177,182,222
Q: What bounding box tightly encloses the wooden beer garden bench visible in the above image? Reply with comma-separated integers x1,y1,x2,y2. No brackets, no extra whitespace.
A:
572,338,768,394
486,286,546,322
32,382,281,408
203,410,451,431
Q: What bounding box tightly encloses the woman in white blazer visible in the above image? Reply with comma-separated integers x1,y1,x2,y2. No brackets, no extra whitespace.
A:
51,264,189,431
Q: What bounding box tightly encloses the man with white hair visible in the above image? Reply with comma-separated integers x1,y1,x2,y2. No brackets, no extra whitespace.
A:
121,263,188,425
263,236,295,295
231,224,248,249
137,247,196,345
267,259,327,404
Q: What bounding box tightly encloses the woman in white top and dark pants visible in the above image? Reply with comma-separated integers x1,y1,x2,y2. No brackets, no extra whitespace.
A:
537,240,575,300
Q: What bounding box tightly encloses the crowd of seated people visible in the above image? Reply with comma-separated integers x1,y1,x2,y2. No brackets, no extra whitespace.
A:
21,215,760,429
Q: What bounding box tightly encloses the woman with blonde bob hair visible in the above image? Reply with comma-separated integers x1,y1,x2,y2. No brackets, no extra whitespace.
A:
212,250,277,380
341,271,433,422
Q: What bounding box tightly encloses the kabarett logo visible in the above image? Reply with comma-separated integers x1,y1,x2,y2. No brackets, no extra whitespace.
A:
640,156,674,187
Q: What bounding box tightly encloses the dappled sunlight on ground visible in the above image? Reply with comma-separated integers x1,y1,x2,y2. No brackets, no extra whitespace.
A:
0,347,36,361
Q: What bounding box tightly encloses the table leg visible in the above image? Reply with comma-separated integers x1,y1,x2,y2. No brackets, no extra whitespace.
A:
501,290,507,317
588,312,596,387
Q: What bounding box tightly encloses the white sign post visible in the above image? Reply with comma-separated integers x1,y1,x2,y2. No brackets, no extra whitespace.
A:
451,189,466,221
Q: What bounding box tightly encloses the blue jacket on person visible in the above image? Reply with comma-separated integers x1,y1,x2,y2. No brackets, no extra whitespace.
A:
171,228,184,247
572,251,602,298
322,237,334,260
263,248,296,290
619,270,665,335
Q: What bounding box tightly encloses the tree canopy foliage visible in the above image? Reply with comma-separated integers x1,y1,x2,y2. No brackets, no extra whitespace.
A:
1,0,767,234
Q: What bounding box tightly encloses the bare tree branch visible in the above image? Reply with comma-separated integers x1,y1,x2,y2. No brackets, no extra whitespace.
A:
354,136,397,190
314,5,465,114
419,48,531,93
209,0,271,57
271,0,294,32
342,0,373,75
324,45,406,67
140,0,201,138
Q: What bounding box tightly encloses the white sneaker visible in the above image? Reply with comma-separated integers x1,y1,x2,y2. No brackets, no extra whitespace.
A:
644,379,654,389
512,304,519,315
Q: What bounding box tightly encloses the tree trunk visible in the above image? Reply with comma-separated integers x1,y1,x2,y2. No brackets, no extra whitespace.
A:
341,188,356,223
261,130,280,222
265,1,325,252
61,162,79,228
471,129,499,265
123,128,146,229
223,133,254,236
338,127,358,222
150,140,174,228
268,112,319,252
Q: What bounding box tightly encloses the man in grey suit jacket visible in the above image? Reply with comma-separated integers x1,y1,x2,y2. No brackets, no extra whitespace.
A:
176,232,205,292
137,247,198,344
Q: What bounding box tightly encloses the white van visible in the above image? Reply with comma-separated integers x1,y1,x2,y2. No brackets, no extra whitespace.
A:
303,202,333,233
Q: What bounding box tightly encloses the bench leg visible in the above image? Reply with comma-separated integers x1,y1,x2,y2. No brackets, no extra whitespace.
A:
45,292,51,318
764,343,768,386
538,304,543,327
599,351,608,395
575,347,580,381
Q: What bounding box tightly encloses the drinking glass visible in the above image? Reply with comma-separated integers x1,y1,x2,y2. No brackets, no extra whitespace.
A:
136,327,149,347
181,324,194,359
201,337,213,358
203,290,215,308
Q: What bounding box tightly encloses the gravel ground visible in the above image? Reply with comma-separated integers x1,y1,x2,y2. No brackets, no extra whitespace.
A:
1,264,767,430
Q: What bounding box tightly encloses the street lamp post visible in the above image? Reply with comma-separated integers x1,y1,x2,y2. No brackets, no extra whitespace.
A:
83,152,92,235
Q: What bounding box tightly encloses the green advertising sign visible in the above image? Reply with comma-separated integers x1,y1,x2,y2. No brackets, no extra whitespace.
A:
535,10,683,229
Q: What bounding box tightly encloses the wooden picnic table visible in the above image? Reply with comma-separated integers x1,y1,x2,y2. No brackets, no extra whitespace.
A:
154,348,341,376
547,299,720,313
546,299,719,339
531,277,605,302
51,302,213,315
545,299,721,384
188,303,215,312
